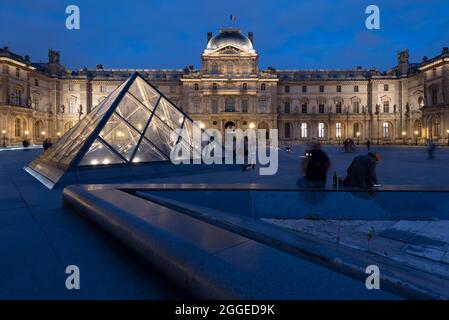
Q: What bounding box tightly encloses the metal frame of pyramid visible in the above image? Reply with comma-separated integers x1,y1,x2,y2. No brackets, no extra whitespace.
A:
25,72,217,189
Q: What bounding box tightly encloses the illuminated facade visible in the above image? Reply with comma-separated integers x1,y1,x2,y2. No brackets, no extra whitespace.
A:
1,28,449,145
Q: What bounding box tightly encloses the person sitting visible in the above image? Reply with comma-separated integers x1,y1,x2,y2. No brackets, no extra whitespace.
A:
343,152,381,189
297,142,330,187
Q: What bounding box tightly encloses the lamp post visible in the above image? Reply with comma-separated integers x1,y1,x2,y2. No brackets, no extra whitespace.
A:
414,131,419,146
356,131,360,145
402,131,406,145
2,130,6,148
57,132,61,140
24,130,29,140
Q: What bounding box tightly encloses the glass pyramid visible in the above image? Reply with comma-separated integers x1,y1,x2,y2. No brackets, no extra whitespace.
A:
25,72,206,188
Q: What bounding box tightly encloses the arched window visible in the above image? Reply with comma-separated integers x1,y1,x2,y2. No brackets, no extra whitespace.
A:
211,62,219,74
433,117,441,137
64,122,73,132
414,120,422,137
301,123,308,138
226,62,233,74
352,101,360,113
335,122,342,138
69,97,77,114
34,121,43,139
14,118,21,137
382,122,391,138
318,123,325,138
241,63,249,74
284,123,292,139
225,98,235,112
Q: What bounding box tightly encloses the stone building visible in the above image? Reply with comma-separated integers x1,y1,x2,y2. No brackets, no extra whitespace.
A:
1,28,448,146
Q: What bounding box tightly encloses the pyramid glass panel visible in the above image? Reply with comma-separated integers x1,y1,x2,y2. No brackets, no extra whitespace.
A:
142,115,179,157
154,97,184,130
100,113,141,161
78,139,125,166
132,138,167,163
115,94,152,133
127,77,160,112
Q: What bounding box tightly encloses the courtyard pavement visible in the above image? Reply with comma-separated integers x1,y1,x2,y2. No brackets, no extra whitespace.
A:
1,144,449,299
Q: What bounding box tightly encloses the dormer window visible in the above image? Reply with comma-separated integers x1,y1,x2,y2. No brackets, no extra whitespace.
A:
242,83,248,91
194,83,199,91
261,83,266,91
212,83,218,91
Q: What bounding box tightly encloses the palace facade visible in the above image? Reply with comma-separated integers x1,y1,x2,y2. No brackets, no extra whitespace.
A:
1,28,449,146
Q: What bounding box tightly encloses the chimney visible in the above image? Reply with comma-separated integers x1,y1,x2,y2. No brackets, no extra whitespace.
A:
248,32,254,44
207,32,213,43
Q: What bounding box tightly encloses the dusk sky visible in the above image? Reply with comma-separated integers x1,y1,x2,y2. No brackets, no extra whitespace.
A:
1,0,448,71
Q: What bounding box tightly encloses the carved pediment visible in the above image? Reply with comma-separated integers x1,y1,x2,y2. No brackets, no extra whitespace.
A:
218,46,243,54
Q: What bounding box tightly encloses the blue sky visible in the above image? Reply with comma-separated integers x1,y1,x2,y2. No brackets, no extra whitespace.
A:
1,0,448,71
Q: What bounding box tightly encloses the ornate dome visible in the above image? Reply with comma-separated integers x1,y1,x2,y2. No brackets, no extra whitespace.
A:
206,28,254,52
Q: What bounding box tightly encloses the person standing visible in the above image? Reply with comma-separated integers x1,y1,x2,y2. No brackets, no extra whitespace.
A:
366,139,371,151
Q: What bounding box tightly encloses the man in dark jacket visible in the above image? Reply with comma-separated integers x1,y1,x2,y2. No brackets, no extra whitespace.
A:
343,152,381,189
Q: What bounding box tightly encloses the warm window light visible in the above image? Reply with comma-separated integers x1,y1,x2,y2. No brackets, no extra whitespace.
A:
249,122,255,129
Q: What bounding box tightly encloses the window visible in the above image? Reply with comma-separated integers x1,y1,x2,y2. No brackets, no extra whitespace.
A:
14,118,21,137
284,101,291,114
382,122,391,138
192,98,201,113
336,102,342,114
285,85,290,93
384,84,389,91
302,85,307,93
242,99,248,113
194,83,199,91
100,85,106,93
418,96,424,108
353,123,360,138
353,101,360,113
16,68,20,77
259,99,268,113
14,88,22,105
301,123,308,138
170,86,176,94
319,85,324,93
336,122,342,138
69,97,77,114
431,88,438,105
241,63,249,74
68,83,74,91
318,123,325,138
211,99,218,113
242,83,247,91
34,78,39,87
34,121,43,139
212,83,218,91
337,85,342,93
64,122,73,132
433,117,441,137
432,68,437,77
211,62,219,74
383,101,390,113
226,62,233,74
301,103,307,114
284,123,291,138
225,97,235,112
261,83,266,91
354,85,359,92
319,104,325,114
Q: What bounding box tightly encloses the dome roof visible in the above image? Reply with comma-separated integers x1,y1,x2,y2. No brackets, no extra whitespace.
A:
206,28,254,52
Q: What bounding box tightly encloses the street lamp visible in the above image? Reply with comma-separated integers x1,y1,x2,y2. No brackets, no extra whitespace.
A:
24,130,29,139
356,131,360,145
2,130,6,148
414,130,419,146
57,132,61,139
249,122,255,129
402,131,406,145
